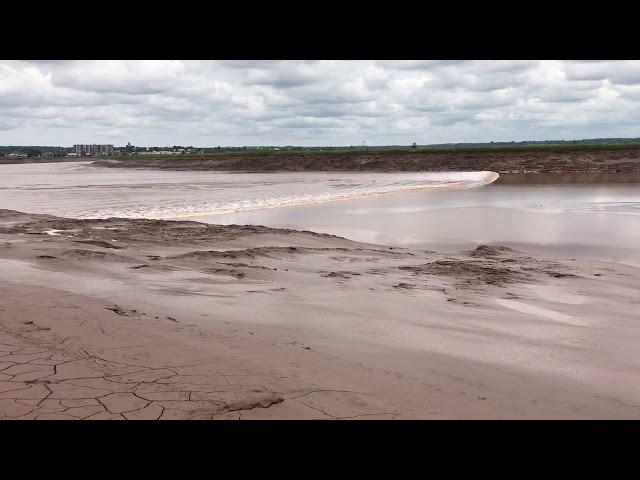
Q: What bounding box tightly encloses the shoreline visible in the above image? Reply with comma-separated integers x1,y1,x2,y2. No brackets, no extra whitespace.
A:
496,172,640,184
2,209,640,419
88,147,640,174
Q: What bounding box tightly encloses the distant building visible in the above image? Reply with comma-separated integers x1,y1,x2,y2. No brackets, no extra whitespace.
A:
74,144,114,156
139,150,182,155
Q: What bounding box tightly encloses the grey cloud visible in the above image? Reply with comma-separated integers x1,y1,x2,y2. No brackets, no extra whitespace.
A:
215,60,284,69
243,66,319,88
428,111,476,127
377,60,466,70
1,60,639,146
271,116,346,129
565,61,640,85
0,117,20,130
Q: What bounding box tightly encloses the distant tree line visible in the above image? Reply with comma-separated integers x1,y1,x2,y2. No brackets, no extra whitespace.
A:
0,146,72,157
3,138,640,158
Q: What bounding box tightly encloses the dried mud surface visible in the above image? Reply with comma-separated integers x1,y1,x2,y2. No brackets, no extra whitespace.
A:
2,209,640,419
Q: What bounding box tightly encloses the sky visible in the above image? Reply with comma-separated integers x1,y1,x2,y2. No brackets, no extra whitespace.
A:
0,60,639,147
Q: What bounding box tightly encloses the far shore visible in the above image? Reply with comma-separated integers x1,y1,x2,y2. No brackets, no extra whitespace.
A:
4,146,640,175
90,147,640,174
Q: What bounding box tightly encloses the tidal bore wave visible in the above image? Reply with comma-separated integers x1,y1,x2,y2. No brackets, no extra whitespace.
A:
89,171,499,220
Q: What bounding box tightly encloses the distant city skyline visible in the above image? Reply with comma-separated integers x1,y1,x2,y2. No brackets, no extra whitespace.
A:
1,60,639,146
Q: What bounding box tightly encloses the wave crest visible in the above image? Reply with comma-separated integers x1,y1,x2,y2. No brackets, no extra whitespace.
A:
89,171,499,219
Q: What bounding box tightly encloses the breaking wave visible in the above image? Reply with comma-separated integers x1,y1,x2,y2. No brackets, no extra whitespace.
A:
89,171,499,220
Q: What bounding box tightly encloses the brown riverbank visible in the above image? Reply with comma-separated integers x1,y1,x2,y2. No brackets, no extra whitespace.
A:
2,209,640,419
90,147,640,174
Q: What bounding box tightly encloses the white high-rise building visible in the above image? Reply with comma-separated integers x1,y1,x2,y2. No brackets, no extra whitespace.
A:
74,144,114,156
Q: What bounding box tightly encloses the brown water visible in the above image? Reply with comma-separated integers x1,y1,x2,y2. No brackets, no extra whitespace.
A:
1,162,639,264
190,174,640,264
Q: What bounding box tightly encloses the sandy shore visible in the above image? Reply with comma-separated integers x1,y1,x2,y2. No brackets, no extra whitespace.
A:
1,208,640,419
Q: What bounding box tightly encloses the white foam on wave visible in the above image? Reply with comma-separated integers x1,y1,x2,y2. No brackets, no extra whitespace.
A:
90,171,499,220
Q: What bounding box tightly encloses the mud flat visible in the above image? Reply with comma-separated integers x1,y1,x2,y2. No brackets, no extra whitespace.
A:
1,209,640,419
92,147,640,174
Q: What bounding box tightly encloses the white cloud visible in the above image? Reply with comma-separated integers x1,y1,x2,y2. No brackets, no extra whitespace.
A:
0,60,639,146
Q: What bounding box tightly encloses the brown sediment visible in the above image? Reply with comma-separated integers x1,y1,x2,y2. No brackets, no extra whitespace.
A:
2,209,640,420
91,148,640,174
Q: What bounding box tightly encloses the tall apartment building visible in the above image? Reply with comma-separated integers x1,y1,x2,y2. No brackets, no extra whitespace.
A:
74,144,114,156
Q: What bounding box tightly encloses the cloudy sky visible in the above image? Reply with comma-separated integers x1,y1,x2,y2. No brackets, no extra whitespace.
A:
0,60,638,147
